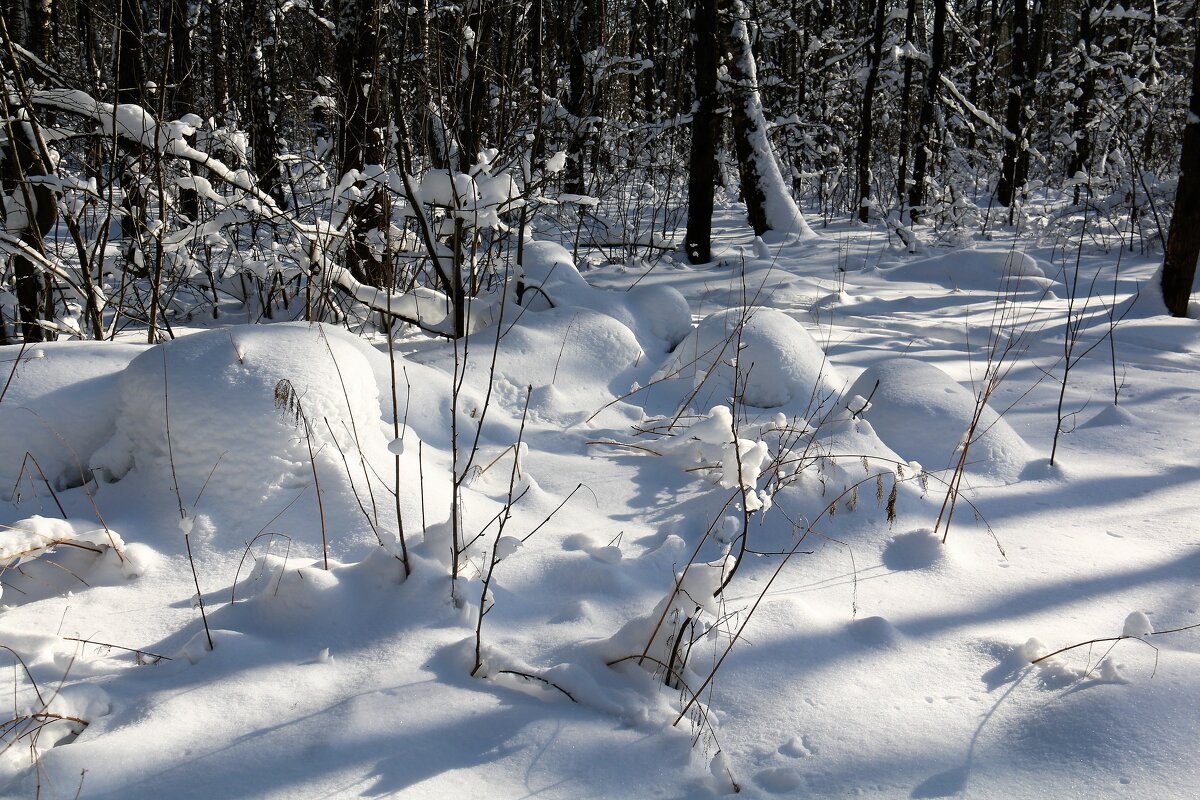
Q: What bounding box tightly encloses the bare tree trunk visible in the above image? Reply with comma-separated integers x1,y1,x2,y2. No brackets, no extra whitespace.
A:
685,0,719,263
896,0,918,209
1067,0,1098,206
997,0,1043,209
336,0,390,287
1162,33,1200,318
210,0,228,114
909,0,945,222
115,0,146,255
565,0,603,196
456,1,489,174
247,0,283,205
0,102,56,342
168,0,199,219
856,0,887,223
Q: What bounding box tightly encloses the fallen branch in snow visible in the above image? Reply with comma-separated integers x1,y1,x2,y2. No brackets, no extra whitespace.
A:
1031,621,1200,666
61,637,172,665
585,440,665,457
494,670,577,702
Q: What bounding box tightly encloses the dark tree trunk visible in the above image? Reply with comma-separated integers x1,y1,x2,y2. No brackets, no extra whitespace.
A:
1067,0,1098,205
115,0,145,248
896,0,918,209
997,0,1043,209
168,0,199,218
116,0,144,106
210,0,228,113
685,0,719,264
25,0,51,63
857,0,887,223
247,0,283,204
456,2,489,174
336,0,390,286
909,0,946,222
565,0,603,196
0,106,56,342
1162,34,1200,318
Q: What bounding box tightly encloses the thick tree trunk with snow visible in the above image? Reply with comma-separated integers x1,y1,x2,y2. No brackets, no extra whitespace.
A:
115,0,146,249
685,0,720,264
1162,35,1200,318
720,0,814,238
246,0,283,206
1067,0,1098,206
167,0,198,219
895,0,918,209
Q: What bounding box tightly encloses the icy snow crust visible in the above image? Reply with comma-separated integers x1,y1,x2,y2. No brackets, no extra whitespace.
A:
3,214,1200,798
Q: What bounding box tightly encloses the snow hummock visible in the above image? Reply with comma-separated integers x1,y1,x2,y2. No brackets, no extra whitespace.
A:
655,306,842,410
847,357,1033,482
89,324,406,557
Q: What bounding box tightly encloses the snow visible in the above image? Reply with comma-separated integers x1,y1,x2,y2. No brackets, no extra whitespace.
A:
847,357,1034,483
3,209,1200,799
654,306,842,410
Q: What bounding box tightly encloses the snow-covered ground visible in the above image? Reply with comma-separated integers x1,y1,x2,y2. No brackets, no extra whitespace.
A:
3,208,1198,798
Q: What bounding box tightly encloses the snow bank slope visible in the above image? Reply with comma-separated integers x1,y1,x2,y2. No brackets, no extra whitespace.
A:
0,342,145,496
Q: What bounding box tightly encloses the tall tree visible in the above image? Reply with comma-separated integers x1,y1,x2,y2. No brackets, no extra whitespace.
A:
0,96,56,342
565,0,604,195
895,0,919,209
685,0,720,264
246,0,283,204
721,0,814,237
1161,29,1200,318
856,0,887,223
1066,0,1098,205
335,0,389,286
996,0,1044,209
908,0,946,221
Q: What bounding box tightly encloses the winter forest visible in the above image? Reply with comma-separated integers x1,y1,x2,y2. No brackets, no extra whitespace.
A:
2,0,1199,796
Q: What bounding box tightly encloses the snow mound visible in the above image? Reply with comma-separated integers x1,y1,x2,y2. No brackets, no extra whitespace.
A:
878,249,1052,293
478,307,646,425
519,241,691,352
91,324,398,554
848,357,1033,483
655,307,841,410
1122,611,1153,638
882,528,945,571
848,616,902,648
0,342,145,496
